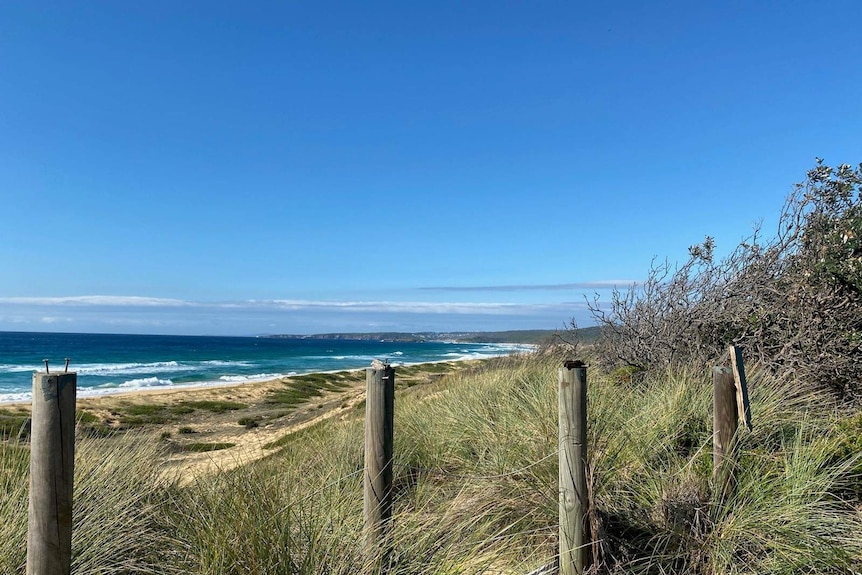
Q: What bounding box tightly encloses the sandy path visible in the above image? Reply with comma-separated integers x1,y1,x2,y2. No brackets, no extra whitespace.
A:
161,386,367,484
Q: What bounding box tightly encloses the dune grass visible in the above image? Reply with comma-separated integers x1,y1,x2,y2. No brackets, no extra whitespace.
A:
0,408,30,440
1,433,182,574
182,441,237,453
264,371,360,409
98,399,250,428
1,354,860,574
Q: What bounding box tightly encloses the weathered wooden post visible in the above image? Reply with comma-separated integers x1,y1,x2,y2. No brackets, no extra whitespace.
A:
729,345,752,432
27,361,77,575
559,360,588,575
713,365,738,495
364,361,394,566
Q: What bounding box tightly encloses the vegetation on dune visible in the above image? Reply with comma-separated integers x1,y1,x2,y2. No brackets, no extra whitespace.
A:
70,400,251,437
237,415,261,429
2,353,859,574
264,371,358,409
0,161,860,573
1,435,182,575
182,442,237,453
589,160,862,399
0,409,30,441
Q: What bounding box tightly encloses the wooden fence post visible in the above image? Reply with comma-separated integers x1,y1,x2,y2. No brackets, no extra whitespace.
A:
729,345,752,432
364,362,395,566
27,367,77,575
559,360,588,575
713,365,738,495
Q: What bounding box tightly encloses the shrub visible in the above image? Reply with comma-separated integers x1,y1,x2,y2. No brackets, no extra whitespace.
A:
183,442,236,453
589,160,862,399
177,400,246,413
238,416,260,429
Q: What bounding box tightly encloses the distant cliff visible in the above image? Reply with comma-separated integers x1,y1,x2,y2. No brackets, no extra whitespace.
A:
265,332,439,343
264,327,600,345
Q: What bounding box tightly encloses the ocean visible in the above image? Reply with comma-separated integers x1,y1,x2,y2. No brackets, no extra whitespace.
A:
0,331,532,403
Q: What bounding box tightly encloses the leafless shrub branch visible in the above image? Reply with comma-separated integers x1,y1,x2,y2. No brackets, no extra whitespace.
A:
588,159,862,399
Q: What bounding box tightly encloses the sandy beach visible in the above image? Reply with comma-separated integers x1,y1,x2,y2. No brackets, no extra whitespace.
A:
1,359,488,482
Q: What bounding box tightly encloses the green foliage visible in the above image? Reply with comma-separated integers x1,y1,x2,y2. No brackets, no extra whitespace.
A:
802,160,862,293
1,434,181,574
123,404,165,416
0,413,29,440
237,416,260,429
168,404,195,415
1,356,859,574
76,410,99,424
175,400,246,414
591,159,862,399
183,442,236,453
125,414,171,426
829,411,862,499
264,373,353,408
116,403,172,426
108,400,247,428
416,362,457,374
77,423,116,438
262,420,327,450
608,364,644,385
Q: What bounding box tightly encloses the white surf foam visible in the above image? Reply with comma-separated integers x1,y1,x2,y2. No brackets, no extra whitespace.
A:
218,373,285,383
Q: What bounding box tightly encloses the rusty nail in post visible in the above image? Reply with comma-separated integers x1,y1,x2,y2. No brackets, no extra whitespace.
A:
64,358,70,373
43,359,50,374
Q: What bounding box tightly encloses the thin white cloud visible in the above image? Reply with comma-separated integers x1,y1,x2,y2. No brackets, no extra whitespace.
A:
269,299,571,315
0,296,190,307
0,296,586,316
418,281,638,292
0,295,594,335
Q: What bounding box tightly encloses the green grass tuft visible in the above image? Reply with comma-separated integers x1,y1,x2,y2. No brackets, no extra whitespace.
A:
238,416,260,429
263,373,353,409
183,442,236,453
175,400,247,414
0,414,30,440
75,410,99,424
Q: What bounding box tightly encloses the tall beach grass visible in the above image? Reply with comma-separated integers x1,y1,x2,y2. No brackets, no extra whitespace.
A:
1,354,860,573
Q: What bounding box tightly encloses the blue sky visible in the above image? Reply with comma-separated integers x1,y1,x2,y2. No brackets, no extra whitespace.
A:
1,1,861,335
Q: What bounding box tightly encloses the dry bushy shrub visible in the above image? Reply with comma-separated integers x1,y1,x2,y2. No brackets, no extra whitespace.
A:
589,159,862,398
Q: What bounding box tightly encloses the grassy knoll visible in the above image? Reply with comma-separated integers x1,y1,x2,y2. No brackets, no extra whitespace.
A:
1,354,860,574
263,370,361,408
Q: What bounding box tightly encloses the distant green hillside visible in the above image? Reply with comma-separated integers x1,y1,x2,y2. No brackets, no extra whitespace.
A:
443,330,557,344
265,326,601,345
452,326,601,344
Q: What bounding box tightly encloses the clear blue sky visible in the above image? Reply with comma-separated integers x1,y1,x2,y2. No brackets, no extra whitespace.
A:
1,1,861,335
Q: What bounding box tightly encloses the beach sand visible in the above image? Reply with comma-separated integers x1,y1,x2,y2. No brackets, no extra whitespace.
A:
4,360,486,483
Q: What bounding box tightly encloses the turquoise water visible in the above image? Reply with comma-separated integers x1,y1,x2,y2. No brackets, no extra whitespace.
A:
0,332,531,402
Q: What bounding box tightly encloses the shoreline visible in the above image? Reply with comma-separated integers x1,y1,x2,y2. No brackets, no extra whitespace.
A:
1,351,531,408
1,357,508,482
0,343,538,409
